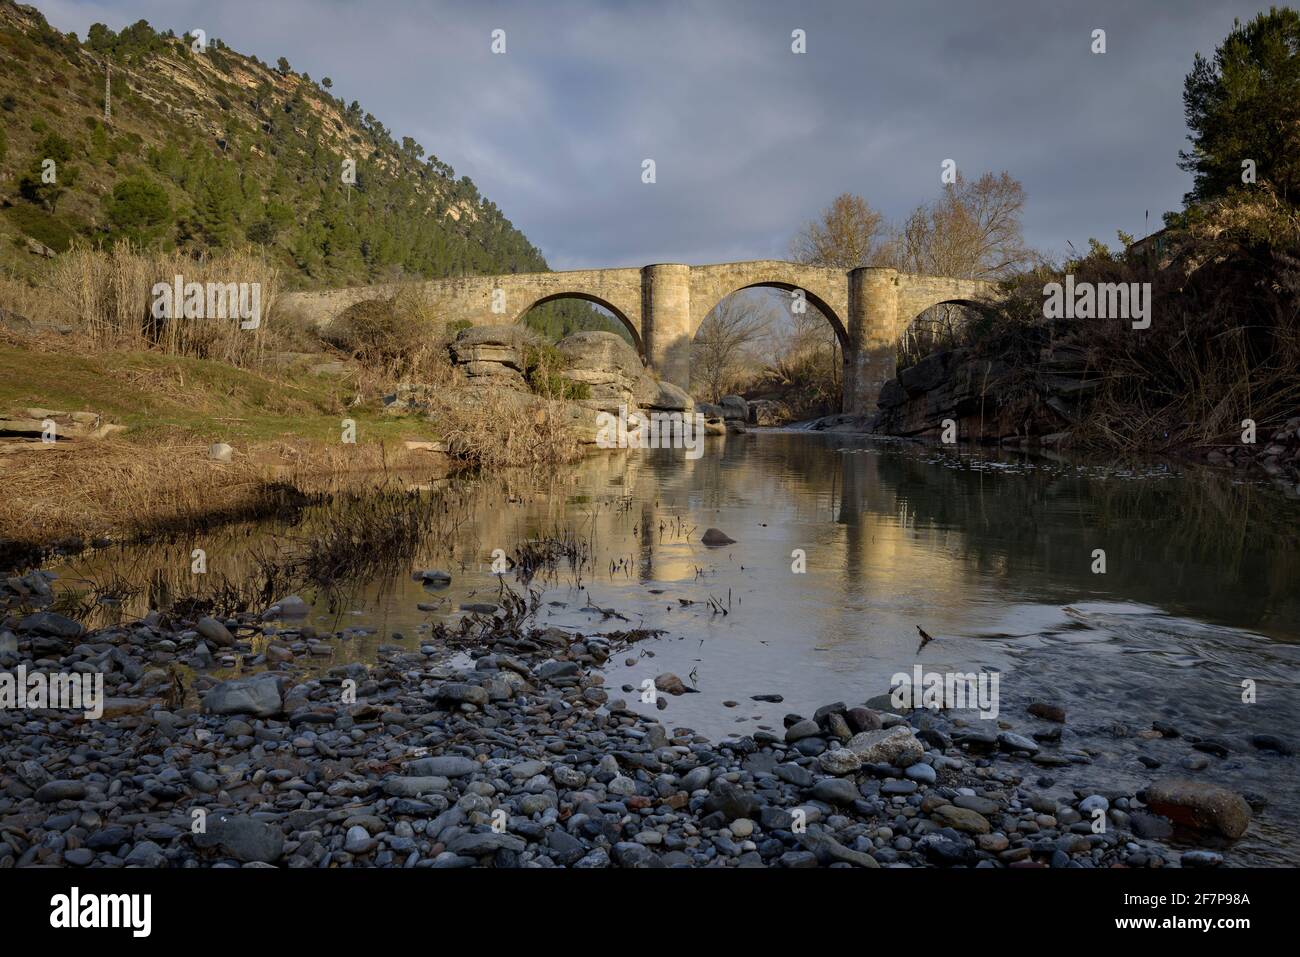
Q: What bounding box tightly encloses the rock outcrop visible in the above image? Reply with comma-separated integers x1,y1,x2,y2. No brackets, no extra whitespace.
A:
635,376,693,413
719,395,749,422
858,343,1096,446
449,325,542,387
444,325,696,444
0,408,125,447
555,331,644,414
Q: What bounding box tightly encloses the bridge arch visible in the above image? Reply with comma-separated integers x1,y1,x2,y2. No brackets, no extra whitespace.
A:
699,280,848,348
514,291,644,353
893,280,1000,345
895,296,997,369
688,262,850,344
280,262,1003,415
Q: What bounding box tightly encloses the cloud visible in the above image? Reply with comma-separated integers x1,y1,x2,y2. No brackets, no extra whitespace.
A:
39,0,1270,269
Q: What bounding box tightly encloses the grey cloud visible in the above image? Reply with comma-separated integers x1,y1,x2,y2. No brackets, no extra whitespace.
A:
42,0,1270,268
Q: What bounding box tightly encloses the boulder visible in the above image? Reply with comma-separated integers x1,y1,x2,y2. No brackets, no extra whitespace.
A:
449,325,541,386
17,611,82,639
718,395,748,421
748,399,788,426
196,616,234,647
797,828,880,868
845,726,924,766
933,804,992,834
1144,778,1252,839
201,674,285,717
635,374,694,412
703,779,760,821
654,673,697,695
555,331,644,412
192,814,284,863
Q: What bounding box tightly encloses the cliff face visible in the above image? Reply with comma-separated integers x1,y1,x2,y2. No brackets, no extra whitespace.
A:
0,1,549,287
869,344,1098,446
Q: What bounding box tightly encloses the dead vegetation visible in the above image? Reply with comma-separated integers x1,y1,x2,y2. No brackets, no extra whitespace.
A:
434,387,583,471
925,190,1300,452
0,437,316,568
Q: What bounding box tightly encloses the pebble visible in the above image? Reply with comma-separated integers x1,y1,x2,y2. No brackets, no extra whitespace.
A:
0,574,1269,871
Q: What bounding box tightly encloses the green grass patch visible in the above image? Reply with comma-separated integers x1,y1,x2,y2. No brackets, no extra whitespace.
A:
0,344,435,446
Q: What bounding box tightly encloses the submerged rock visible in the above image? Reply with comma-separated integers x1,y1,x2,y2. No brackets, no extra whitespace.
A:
413,569,453,585
1143,777,1252,839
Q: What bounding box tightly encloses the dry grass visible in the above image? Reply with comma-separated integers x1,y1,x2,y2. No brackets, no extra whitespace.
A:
0,434,467,569
2,242,282,367
754,340,842,420
0,248,595,568
953,191,1300,452
0,274,65,328
0,438,299,561
437,387,583,471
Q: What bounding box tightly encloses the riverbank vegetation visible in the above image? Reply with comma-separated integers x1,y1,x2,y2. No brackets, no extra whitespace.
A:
0,242,588,569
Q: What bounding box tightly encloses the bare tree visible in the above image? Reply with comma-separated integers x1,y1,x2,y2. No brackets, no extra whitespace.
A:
788,194,889,393
889,171,1033,279
692,293,777,403
886,171,1037,365
790,193,889,269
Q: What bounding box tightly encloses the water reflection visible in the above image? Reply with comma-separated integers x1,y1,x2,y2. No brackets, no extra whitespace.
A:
49,431,1300,861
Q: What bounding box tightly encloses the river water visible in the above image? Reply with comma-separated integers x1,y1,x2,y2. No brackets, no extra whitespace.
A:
53,431,1300,864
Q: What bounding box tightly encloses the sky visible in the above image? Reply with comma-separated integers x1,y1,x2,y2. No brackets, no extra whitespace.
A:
38,0,1273,270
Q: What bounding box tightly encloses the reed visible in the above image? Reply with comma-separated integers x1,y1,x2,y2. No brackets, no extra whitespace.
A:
7,241,283,367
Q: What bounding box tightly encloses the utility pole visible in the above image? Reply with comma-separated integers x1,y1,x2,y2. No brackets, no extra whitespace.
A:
104,63,111,124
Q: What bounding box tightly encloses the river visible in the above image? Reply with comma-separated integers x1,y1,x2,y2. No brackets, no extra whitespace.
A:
52,430,1300,864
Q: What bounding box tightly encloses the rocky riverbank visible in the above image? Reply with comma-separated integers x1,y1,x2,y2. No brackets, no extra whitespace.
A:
806,344,1300,492
0,568,1283,869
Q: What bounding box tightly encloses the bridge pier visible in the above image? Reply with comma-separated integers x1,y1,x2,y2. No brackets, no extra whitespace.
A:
641,264,693,395
844,267,900,416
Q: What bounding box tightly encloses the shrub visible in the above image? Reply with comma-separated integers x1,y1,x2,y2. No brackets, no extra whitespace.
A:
322,287,443,380
103,175,172,246
3,203,77,252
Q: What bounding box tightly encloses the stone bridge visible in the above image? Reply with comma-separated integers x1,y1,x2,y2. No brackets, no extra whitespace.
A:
282,261,997,414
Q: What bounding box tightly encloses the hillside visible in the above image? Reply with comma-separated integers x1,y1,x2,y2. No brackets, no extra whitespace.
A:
0,0,611,337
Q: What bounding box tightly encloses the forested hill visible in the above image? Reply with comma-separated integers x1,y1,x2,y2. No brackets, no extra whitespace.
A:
0,0,598,329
